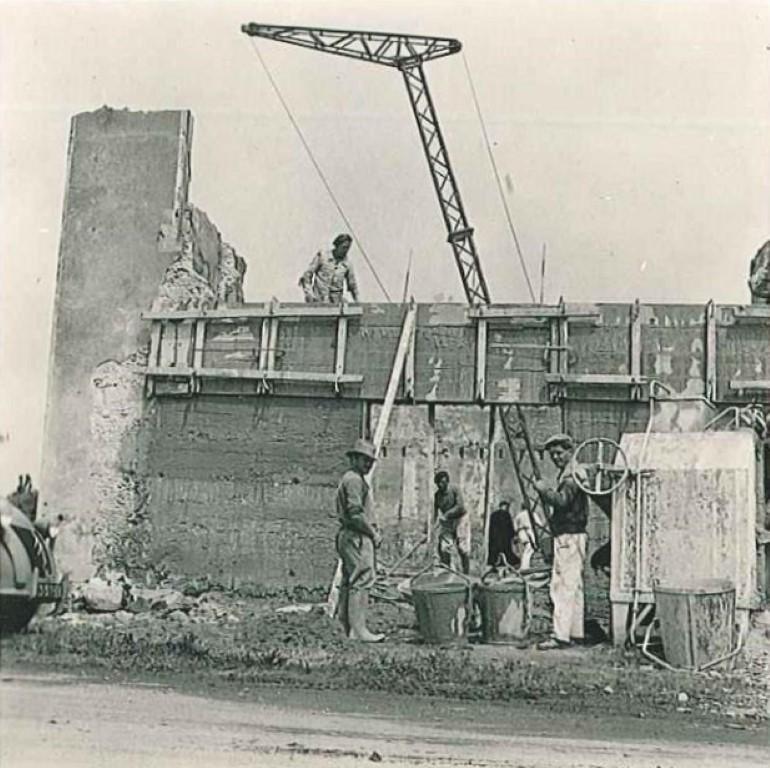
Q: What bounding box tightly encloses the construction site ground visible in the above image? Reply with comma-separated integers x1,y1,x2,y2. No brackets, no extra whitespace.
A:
1,577,769,740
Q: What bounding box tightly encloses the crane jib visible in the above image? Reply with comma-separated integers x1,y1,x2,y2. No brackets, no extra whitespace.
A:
241,22,491,306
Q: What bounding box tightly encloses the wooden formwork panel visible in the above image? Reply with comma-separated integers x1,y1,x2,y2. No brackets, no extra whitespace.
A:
485,324,550,402
203,319,261,370
568,304,630,376
276,316,337,374
639,304,707,395
716,308,770,401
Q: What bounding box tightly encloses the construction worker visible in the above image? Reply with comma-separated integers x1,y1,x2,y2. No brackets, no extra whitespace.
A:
300,233,360,304
433,470,471,575
335,438,384,643
531,433,588,650
749,240,770,304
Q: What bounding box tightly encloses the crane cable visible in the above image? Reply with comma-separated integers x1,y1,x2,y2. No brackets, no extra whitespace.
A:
248,39,391,301
461,52,536,303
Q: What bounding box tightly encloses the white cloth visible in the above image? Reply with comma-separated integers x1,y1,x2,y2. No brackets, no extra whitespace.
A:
550,532,587,642
513,508,536,570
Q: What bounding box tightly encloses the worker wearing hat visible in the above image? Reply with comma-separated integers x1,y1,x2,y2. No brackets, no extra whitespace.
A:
532,433,589,650
299,233,360,304
335,437,384,642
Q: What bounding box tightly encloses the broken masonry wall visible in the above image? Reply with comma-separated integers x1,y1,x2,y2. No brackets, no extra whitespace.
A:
153,204,247,312
42,107,250,583
41,108,194,581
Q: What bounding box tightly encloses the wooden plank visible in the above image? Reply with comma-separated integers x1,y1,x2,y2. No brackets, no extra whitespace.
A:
705,300,717,401
730,379,770,391
334,317,348,379
198,368,362,384
258,319,270,371
475,318,487,402
545,373,649,386
403,318,416,400
143,304,363,320
470,304,600,320
148,366,362,384
159,322,177,368
267,318,279,371
147,365,194,377
371,304,418,448
192,320,206,371
630,301,642,401
148,321,162,368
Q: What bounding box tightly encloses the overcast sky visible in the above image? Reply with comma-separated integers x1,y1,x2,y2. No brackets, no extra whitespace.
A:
1,0,768,490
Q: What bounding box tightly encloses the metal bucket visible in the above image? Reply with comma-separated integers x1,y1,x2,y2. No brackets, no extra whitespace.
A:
410,568,470,645
477,568,529,644
653,579,737,670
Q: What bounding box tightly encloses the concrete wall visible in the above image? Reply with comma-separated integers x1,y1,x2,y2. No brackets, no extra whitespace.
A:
41,108,192,579
142,395,362,590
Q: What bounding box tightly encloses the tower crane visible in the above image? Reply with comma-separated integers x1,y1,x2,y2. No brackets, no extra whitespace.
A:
241,23,491,306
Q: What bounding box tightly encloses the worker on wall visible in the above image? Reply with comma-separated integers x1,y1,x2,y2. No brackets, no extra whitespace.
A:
433,470,471,575
335,438,384,643
300,233,360,304
532,433,588,650
749,239,770,305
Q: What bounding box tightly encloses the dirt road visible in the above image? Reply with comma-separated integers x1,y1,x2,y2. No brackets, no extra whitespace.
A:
1,669,768,768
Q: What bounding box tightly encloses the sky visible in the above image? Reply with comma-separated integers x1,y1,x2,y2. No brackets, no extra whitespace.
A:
1,0,769,490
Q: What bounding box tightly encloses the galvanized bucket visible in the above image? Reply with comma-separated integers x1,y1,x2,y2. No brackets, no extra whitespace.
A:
477,565,529,644
410,566,470,645
644,579,740,671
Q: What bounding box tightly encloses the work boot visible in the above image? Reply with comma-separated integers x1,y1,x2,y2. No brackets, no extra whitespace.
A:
347,590,384,643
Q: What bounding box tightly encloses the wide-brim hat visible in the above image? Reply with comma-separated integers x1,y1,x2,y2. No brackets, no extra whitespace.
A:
543,433,574,451
346,438,377,461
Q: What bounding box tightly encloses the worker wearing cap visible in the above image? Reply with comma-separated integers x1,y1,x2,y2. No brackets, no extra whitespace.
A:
532,433,589,649
335,437,384,642
434,470,471,575
300,233,360,304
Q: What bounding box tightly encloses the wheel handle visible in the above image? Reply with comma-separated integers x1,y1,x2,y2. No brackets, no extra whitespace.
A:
570,437,629,496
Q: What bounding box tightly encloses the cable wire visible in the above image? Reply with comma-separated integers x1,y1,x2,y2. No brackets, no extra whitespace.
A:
248,40,391,301
461,52,536,303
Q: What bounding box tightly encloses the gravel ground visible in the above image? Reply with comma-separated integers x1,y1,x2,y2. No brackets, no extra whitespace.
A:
2,578,768,729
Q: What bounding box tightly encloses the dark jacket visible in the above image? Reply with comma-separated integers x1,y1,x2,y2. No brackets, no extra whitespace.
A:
539,469,588,536
487,507,518,567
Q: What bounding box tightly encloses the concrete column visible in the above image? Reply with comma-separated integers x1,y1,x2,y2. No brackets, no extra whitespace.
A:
40,107,193,580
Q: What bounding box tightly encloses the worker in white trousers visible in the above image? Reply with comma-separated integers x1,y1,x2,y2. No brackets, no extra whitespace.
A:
532,433,589,650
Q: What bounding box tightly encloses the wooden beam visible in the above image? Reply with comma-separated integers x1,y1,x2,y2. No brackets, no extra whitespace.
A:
142,304,363,321
258,319,270,371
729,379,770,392
403,318,416,401
371,303,418,450
630,300,642,401
545,373,649,386
334,317,348,381
705,300,717,401
267,317,279,372
192,320,206,371
475,318,487,402
469,304,600,320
